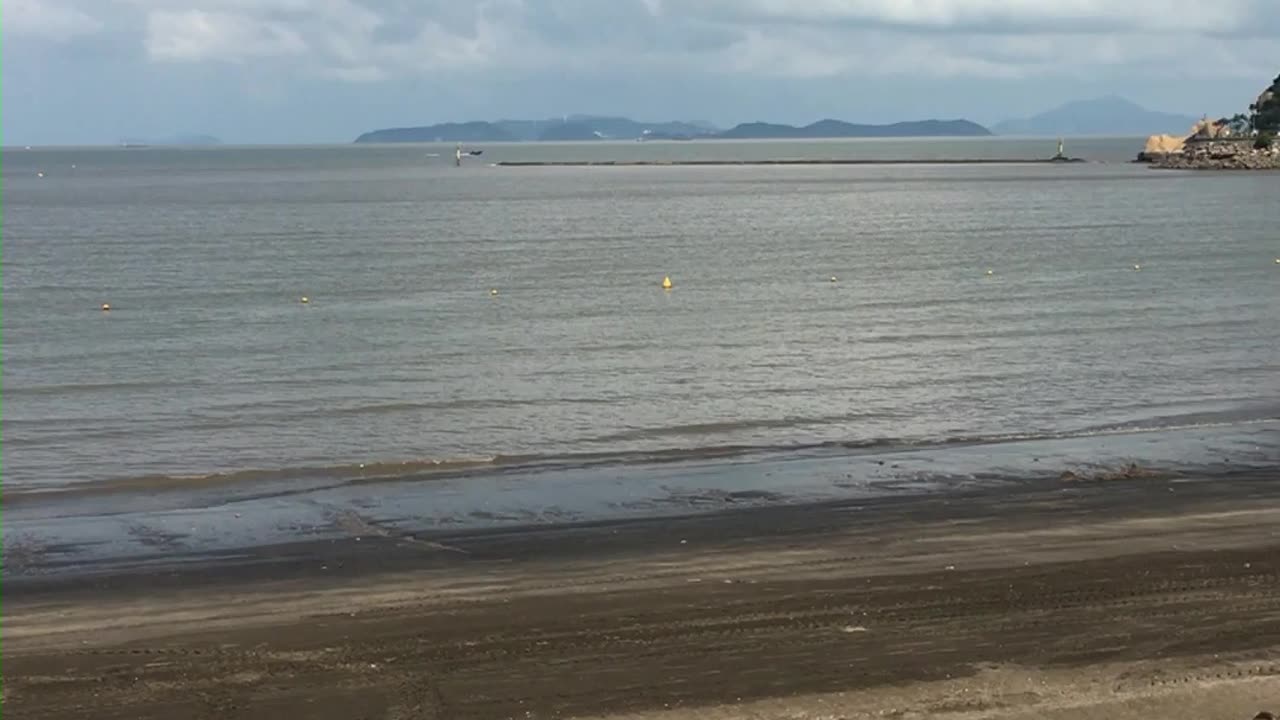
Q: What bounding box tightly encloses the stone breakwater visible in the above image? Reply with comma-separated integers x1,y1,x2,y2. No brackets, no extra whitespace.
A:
1147,138,1280,170
495,158,1084,167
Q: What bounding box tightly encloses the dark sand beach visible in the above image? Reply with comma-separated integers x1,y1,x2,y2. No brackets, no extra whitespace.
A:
5,467,1279,720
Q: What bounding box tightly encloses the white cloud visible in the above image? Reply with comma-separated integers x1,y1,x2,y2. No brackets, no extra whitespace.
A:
706,26,1033,79
146,9,308,61
384,19,504,71
694,0,1257,35
662,0,1275,82
11,0,1280,85
641,0,664,15
3,0,103,40
137,0,511,77
320,64,385,82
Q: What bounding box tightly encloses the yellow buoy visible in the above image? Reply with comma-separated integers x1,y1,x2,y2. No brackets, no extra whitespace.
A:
100,303,111,312
661,276,673,290
300,296,310,304
490,288,499,296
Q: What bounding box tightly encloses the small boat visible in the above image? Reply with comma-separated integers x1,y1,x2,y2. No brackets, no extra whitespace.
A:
453,145,484,165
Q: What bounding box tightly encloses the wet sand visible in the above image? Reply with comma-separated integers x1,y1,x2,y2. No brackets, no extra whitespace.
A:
5,469,1279,719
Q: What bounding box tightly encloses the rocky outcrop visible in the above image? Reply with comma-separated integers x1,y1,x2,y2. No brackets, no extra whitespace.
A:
1136,133,1187,162
1144,134,1186,153
1188,117,1231,139
1150,137,1280,169
1136,118,1226,162
1138,73,1280,169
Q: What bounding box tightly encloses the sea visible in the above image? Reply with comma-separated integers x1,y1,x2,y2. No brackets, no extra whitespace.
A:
3,137,1278,569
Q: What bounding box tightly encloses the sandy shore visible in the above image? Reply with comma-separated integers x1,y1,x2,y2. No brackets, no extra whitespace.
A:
5,469,1279,719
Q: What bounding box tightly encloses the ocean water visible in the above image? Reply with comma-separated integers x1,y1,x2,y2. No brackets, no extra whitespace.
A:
3,138,1278,503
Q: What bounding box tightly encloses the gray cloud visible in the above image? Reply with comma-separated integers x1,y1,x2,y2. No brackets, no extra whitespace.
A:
3,0,1277,144
5,0,104,40
691,0,1262,36
8,0,1277,79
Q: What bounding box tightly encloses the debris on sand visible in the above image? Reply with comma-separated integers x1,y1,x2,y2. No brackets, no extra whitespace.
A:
1059,462,1168,483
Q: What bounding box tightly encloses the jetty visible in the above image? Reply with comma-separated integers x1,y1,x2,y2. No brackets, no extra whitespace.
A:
496,157,1084,167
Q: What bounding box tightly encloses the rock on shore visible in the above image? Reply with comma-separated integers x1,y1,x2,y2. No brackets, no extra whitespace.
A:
1150,138,1280,169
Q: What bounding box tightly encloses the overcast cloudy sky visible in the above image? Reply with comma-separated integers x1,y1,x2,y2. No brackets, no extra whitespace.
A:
4,0,1278,145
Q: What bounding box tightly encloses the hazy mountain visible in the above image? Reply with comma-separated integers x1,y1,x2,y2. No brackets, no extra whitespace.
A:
715,118,991,139
355,116,989,143
491,119,565,140
355,116,717,143
355,122,515,143
992,96,1199,136
537,122,608,141
168,134,222,146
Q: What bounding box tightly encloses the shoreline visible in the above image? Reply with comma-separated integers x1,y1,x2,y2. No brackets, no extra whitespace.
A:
5,421,1276,583
1149,162,1280,171
3,464,1276,598
1141,137,1280,170
5,466,1280,718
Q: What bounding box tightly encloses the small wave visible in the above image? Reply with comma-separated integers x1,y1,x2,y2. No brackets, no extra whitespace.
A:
938,411,1279,448
582,412,887,444
1,379,204,397
325,395,618,417
1,456,503,504
1072,405,1280,436
5,411,1275,504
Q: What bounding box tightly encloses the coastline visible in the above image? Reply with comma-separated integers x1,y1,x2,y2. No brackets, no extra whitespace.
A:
5,464,1279,719
1149,158,1280,170
5,420,1276,583
5,466,1274,717
1141,137,1280,170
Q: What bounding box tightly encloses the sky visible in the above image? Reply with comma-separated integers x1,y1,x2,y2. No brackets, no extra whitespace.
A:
3,0,1278,145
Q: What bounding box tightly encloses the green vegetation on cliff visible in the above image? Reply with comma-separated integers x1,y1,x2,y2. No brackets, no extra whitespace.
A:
1210,74,1278,149
1250,74,1280,131
1249,73,1279,147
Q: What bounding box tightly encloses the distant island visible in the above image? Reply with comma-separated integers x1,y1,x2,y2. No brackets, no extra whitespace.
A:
715,118,989,139
992,96,1197,136
353,115,991,143
355,116,715,143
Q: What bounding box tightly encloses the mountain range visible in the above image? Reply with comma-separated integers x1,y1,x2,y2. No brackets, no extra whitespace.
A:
991,96,1199,136
355,116,716,143
716,119,989,139
354,96,1200,144
354,115,991,143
